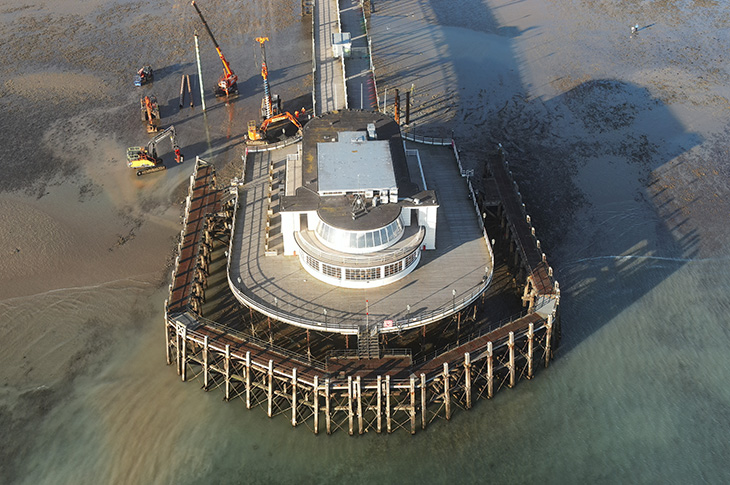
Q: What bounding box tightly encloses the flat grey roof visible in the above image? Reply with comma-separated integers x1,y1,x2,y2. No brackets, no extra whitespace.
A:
318,132,396,193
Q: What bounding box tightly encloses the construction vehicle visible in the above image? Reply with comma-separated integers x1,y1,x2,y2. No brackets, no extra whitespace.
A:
134,65,153,87
191,1,238,97
247,37,302,142
126,125,183,176
140,95,161,133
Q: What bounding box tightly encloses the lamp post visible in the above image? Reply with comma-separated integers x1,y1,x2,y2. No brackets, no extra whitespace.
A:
452,289,456,310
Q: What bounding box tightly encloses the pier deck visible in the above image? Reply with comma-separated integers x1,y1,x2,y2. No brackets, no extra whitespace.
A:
489,151,554,296
228,141,493,334
168,163,221,315
314,0,347,114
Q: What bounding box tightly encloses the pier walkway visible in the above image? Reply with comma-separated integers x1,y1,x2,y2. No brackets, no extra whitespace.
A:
339,0,378,110
168,160,221,315
489,150,555,298
314,0,347,114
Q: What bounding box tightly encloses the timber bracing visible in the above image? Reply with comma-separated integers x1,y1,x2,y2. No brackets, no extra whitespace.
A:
165,311,558,435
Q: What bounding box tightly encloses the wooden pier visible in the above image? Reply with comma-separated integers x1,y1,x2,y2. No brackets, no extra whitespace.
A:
164,142,560,436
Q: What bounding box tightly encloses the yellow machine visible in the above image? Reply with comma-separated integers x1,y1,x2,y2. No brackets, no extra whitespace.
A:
126,125,183,176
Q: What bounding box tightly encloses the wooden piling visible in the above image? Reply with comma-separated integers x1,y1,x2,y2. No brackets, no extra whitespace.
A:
245,351,251,409
409,375,416,435
203,335,209,390
357,376,363,435
165,320,171,366
179,74,186,109
313,376,319,435
186,74,193,107
487,341,494,398
224,344,231,401
175,326,181,376
386,374,392,433
545,313,553,367
508,331,516,388
420,373,427,430
347,375,354,436
291,368,297,427
181,326,187,381
267,359,273,418
527,323,534,379
443,363,451,420
376,375,382,433
325,378,332,435
464,352,472,409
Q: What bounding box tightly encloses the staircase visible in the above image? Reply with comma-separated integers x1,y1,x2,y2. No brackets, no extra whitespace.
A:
357,325,380,359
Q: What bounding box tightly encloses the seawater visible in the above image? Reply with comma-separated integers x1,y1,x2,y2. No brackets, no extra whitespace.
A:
3,244,728,484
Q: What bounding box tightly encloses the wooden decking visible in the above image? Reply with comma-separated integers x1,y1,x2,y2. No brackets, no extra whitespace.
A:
167,162,221,315
489,150,555,296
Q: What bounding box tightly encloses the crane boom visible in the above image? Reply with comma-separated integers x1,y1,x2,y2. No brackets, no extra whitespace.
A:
256,37,273,119
191,0,238,96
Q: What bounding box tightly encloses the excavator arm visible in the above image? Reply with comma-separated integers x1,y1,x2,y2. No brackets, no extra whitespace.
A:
146,125,182,164
259,112,302,133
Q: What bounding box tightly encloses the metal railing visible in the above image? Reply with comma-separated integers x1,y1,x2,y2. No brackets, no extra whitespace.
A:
193,314,327,371
413,310,531,365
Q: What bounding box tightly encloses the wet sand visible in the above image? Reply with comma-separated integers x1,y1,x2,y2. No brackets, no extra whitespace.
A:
1,0,730,483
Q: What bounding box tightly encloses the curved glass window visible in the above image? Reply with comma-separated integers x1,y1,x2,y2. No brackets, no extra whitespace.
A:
315,215,405,254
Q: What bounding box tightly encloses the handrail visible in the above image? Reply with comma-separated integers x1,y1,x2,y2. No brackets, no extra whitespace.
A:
412,310,531,365
193,314,328,371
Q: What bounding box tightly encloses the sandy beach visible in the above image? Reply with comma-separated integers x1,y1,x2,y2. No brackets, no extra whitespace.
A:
1,0,729,482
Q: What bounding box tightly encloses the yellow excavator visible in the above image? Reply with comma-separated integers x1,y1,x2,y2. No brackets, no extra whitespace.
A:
247,37,302,143
140,95,160,133
126,125,183,176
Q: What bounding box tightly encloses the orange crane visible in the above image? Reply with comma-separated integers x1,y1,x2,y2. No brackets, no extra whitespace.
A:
191,1,238,97
140,95,160,133
247,37,301,142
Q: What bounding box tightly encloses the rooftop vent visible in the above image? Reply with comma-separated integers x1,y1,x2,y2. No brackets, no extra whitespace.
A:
367,123,376,139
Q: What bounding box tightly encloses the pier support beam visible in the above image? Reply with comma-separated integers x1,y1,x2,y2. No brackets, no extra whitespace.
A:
377,375,382,433
527,323,534,379
386,375,392,433
325,379,332,435
410,375,416,434
420,373,427,430
313,376,319,435
203,336,209,390
175,326,181,376
348,376,354,436
508,331,516,388
292,368,298,427
224,344,231,401
181,326,187,382
245,351,251,409
487,341,494,398
545,314,554,367
267,360,273,418
464,352,472,409
165,320,171,366
357,376,363,435
443,363,451,420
